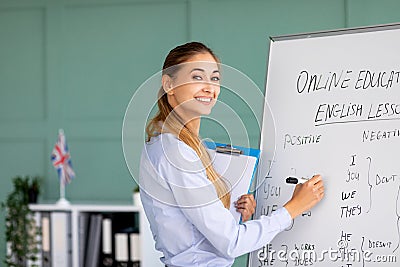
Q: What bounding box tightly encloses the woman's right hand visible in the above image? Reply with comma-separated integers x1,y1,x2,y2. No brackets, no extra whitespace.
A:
283,174,324,219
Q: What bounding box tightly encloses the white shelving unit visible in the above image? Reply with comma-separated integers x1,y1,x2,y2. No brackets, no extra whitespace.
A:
29,203,163,267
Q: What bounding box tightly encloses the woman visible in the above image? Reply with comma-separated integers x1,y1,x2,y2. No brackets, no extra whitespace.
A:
139,42,324,266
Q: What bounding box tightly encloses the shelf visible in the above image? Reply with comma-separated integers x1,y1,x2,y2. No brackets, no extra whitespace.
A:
30,203,142,212
28,202,163,267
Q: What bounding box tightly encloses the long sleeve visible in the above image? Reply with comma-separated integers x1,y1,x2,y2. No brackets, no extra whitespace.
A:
158,134,292,259
140,133,292,266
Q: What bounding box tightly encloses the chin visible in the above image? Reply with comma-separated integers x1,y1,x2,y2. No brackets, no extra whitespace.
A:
188,106,214,117
200,107,214,116
202,109,212,115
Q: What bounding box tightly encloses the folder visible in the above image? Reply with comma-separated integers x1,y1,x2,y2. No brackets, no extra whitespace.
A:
205,142,260,223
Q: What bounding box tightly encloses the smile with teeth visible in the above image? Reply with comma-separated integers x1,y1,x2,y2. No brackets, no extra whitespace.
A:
195,97,212,103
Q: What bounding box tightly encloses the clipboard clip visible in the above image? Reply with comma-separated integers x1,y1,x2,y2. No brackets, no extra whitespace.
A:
215,144,243,155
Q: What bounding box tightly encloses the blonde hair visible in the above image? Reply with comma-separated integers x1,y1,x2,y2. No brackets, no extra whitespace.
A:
146,42,231,209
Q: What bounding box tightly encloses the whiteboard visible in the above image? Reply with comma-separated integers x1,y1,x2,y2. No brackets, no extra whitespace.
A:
249,24,400,267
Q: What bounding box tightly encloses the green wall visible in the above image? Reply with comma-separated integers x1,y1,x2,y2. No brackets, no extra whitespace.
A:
1,0,399,265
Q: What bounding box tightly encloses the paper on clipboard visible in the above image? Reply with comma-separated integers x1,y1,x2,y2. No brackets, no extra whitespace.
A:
205,142,260,223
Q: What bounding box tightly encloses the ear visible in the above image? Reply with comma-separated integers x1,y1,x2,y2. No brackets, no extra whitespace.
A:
162,75,174,95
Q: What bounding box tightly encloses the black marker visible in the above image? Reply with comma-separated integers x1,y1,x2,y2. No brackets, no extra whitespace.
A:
286,176,309,184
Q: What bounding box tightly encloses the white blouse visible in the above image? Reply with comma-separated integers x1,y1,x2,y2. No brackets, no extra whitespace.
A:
139,133,291,267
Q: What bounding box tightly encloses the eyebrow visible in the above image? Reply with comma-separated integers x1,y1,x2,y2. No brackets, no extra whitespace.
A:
191,68,220,74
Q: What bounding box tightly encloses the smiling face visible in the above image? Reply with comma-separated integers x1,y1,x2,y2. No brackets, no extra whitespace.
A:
163,53,221,125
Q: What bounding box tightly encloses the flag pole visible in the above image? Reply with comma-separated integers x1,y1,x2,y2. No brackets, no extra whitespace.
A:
56,180,70,206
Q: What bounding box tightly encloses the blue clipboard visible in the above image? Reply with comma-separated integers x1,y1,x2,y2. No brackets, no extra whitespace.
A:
204,142,261,223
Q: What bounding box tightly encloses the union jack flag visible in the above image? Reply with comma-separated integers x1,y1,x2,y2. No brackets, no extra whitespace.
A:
51,129,75,185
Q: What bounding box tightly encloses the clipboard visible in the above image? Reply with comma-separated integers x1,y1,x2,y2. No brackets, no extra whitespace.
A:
204,142,261,223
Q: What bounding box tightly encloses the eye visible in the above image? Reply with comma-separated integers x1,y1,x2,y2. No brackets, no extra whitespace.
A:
211,76,220,81
192,75,203,80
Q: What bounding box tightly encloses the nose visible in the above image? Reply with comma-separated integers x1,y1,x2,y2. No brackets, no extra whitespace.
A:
202,80,219,95
203,85,214,94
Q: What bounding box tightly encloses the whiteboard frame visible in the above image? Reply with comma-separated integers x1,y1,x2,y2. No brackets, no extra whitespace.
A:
270,22,400,42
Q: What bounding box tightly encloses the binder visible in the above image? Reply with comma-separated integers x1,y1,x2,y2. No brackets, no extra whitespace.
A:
84,214,102,267
205,142,260,223
50,212,71,267
115,233,129,267
100,216,114,267
129,232,141,265
78,212,90,267
41,212,51,267
111,213,139,267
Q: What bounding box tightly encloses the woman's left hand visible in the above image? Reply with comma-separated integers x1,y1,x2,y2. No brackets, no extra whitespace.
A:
234,194,256,222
